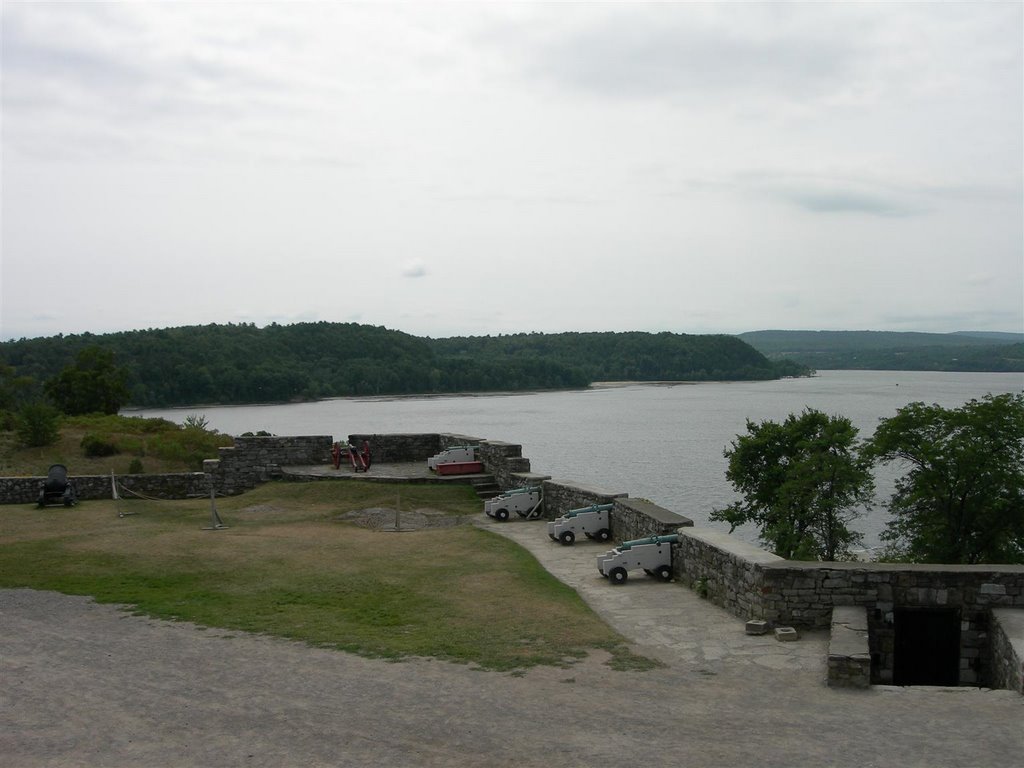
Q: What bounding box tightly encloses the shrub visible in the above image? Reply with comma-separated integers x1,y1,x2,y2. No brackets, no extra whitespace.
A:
128,458,144,474
182,414,209,430
81,433,119,457
15,402,61,447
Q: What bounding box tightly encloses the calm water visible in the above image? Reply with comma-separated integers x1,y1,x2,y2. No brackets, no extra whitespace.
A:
128,370,1024,551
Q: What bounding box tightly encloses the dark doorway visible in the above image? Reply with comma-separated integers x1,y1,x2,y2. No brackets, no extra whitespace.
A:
893,608,961,686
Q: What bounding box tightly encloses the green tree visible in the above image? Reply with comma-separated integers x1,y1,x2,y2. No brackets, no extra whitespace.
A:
15,401,61,447
44,347,130,415
1,364,38,429
866,393,1024,564
711,409,874,560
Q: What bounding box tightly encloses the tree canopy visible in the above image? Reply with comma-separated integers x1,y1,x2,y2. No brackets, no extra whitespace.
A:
711,409,874,561
866,393,1024,564
44,346,130,415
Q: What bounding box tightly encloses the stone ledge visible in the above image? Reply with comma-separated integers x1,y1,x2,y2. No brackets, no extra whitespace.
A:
828,606,871,688
678,527,786,565
617,497,693,527
989,609,1024,694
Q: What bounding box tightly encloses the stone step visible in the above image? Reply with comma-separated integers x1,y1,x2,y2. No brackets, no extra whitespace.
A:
469,477,501,499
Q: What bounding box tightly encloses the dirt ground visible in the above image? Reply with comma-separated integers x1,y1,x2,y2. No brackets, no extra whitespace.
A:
2,587,1021,768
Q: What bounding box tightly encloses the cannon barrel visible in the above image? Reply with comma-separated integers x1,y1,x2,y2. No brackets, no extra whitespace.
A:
618,533,679,550
565,503,614,519
500,486,542,497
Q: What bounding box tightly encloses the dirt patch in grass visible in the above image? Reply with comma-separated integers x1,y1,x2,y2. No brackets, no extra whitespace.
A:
337,507,475,530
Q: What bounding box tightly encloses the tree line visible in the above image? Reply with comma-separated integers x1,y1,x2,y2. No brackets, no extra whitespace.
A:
739,330,1024,372
0,322,807,408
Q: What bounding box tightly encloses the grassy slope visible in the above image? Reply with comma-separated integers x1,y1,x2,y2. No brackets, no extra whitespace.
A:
0,414,234,477
0,480,656,672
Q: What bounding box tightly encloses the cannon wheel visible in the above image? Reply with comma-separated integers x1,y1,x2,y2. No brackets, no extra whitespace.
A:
609,567,628,585
656,565,672,581
594,528,611,542
559,530,575,546
495,508,509,521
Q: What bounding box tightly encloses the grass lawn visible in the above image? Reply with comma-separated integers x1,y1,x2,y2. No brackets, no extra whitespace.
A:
0,480,656,672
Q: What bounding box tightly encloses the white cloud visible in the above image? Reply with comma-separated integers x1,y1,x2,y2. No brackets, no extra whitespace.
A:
401,260,429,279
1,2,1021,341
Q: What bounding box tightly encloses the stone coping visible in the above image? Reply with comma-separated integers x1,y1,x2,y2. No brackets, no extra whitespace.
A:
759,559,1024,575
678,527,786,565
828,606,871,689
829,606,870,657
545,479,626,497
617,497,692,527
509,473,552,485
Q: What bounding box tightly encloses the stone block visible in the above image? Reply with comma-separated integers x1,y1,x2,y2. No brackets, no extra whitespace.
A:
774,626,799,642
745,619,769,635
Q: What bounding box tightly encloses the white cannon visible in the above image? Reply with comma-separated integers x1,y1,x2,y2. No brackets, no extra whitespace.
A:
597,534,678,585
483,486,543,521
547,503,613,546
428,445,478,470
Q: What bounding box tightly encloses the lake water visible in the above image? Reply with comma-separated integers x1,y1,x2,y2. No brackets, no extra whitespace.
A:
127,370,1023,552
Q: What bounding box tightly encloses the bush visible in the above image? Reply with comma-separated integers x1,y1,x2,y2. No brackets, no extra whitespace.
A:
15,402,61,448
128,458,144,474
81,433,119,457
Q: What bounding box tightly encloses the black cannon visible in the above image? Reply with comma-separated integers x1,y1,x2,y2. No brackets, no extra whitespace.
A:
37,464,77,508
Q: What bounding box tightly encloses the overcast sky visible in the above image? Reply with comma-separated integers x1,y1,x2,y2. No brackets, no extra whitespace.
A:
2,1,1021,342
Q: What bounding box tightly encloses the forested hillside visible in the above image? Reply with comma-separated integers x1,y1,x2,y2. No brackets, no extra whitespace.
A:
0,323,804,408
739,330,1024,372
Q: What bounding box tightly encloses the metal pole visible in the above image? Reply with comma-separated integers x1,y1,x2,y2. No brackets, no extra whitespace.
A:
203,484,228,530
113,470,136,518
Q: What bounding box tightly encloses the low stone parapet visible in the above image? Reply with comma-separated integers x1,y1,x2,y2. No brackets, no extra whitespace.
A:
673,528,783,617
828,606,871,688
541,479,626,522
0,472,209,504
613,497,692,542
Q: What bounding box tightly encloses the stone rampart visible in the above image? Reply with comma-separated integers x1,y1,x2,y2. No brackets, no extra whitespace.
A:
0,472,209,504
673,528,782,618
204,435,332,495
671,528,1024,686
612,497,693,542
347,433,444,463
541,480,625,521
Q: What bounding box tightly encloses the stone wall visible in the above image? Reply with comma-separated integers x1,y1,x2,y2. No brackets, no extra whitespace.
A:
476,441,532,490
671,528,1024,687
989,609,1024,694
345,432,550,499
204,435,332,495
347,433,444,463
0,472,209,504
541,480,625,521
538,480,690,540
673,528,783,618
612,497,693,542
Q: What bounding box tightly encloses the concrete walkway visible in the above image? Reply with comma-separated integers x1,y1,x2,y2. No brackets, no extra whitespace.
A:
479,516,828,673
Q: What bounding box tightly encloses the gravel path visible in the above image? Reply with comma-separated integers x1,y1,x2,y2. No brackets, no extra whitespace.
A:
2,520,1022,767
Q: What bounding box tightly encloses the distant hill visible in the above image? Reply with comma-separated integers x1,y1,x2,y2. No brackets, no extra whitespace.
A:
738,330,1024,372
1,323,807,408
